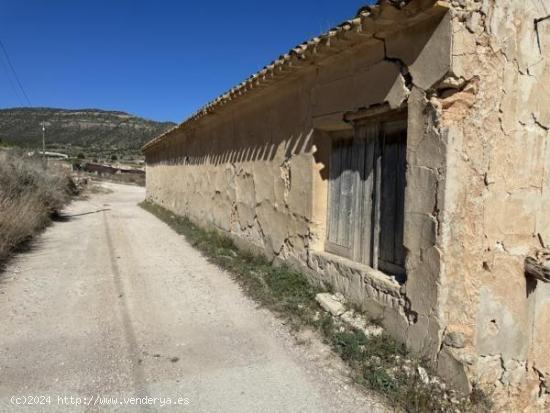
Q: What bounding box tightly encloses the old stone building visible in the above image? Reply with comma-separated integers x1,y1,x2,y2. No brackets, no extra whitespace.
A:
143,0,550,409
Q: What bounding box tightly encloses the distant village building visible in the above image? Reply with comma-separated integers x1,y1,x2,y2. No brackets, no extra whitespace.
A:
82,162,145,177
27,151,69,160
83,163,121,175
142,0,550,409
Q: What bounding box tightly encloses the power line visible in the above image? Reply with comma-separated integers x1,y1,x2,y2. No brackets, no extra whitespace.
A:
0,39,32,106
0,51,24,105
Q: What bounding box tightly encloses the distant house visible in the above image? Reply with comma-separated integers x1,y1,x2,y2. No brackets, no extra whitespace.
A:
142,0,550,409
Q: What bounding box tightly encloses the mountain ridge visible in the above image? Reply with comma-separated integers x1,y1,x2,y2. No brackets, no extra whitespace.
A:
0,107,176,151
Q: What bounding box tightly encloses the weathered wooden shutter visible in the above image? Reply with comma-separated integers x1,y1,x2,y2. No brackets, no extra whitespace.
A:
378,121,407,275
354,123,378,266
327,138,356,258
326,117,407,279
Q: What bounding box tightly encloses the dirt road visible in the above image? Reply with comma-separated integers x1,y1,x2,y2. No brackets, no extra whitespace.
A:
0,183,382,412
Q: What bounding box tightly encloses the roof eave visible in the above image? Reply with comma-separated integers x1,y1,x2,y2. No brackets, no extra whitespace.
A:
141,0,449,154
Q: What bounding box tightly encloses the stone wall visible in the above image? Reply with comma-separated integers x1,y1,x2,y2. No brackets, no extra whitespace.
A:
145,72,318,264
146,7,452,355
431,0,550,410
144,1,550,408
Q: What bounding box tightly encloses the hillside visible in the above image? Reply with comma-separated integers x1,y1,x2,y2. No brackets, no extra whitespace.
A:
0,107,176,151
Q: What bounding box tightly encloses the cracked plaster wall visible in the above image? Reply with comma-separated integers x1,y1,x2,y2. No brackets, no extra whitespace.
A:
146,7,454,371
145,76,317,266
143,2,550,408
145,3,452,377
431,0,550,410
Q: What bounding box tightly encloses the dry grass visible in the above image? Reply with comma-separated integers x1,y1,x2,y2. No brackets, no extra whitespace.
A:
0,150,77,264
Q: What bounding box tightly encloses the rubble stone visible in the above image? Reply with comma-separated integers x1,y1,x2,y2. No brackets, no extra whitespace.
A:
315,293,346,317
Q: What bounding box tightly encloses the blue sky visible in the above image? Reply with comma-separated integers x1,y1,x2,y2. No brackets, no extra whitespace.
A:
0,1,372,123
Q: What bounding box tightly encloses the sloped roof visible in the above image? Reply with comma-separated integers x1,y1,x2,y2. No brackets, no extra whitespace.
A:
142,0,447,152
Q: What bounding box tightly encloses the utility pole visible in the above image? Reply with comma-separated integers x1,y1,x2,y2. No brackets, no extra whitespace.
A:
41,121,46,166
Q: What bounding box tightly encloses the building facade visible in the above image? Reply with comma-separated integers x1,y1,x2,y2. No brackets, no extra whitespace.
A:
143,0,550,409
